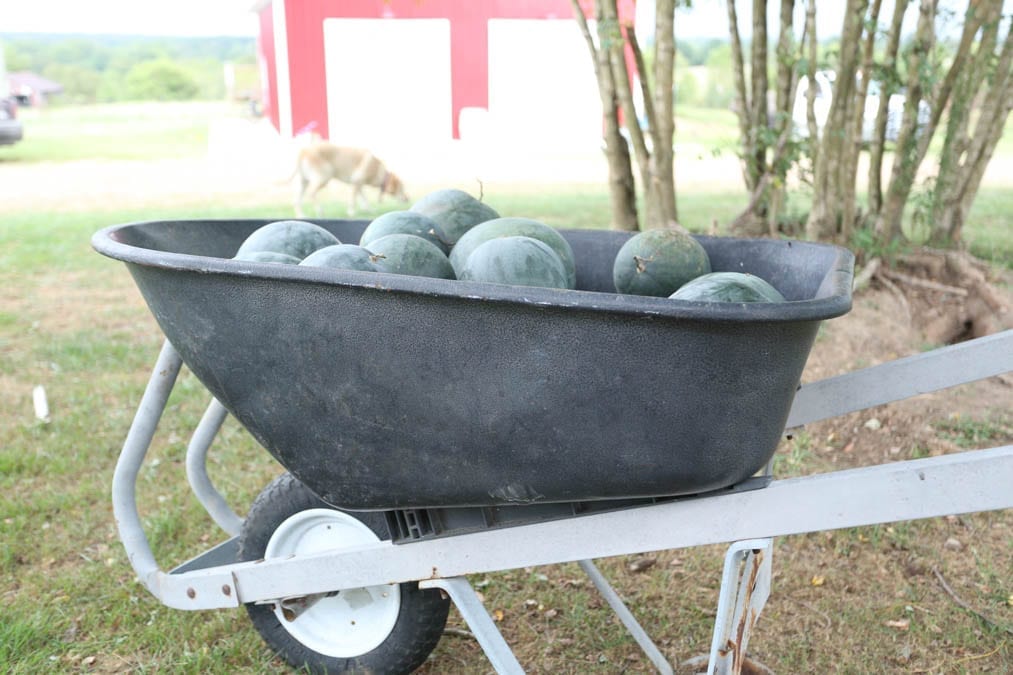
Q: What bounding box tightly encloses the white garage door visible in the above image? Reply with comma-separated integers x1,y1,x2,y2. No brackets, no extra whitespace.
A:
487,19,602,149
323,18,452,155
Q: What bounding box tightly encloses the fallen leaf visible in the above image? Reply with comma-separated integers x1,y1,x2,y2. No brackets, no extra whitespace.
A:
944,537,963,551
810,575,825,587
885,619,910,631
842,441,855,453
492,609,504,622
628,557,657,573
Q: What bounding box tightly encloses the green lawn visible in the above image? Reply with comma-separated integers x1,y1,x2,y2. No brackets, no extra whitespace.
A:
2,101,236,162
1,102,1010,673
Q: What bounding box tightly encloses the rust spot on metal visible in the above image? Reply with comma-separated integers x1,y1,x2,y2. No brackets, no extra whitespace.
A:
430,566,439,579
732,550,766,672
186,587,196,599
222,585,232,596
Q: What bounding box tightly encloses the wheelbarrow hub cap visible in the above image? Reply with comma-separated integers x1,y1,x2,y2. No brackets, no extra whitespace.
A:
264,508,401,657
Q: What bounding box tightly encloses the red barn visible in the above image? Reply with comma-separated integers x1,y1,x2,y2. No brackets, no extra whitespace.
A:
253,0,636,155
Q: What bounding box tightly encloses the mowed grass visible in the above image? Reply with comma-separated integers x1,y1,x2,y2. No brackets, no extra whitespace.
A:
1,101,227,162
1,103,1010,672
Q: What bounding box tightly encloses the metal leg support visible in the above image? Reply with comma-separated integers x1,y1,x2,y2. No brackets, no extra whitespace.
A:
579,559,673,674
111,339,184,595
706,539,774,675
419,577,524,675
184,397,243,536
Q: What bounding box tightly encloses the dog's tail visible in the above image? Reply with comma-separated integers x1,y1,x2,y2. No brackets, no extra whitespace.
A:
280,147,307,185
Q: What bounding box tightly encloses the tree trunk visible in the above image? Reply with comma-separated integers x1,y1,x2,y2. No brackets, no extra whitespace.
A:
748,0,770,191
930,6,1010,245
874,0,985,242
602,3,656,225
726,0,756,192
767,0,798,235
571,0,639,230
931,13,1013,242
804,0,819,163
867,0,908,216
839,0,882,239
805,0,869,242
730,0,800,238
649,0,678,226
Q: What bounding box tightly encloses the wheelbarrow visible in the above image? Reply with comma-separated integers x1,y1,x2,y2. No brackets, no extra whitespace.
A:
93,219,1013,673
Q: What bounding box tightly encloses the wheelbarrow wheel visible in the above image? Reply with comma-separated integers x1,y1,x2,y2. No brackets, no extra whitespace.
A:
238,472,450,674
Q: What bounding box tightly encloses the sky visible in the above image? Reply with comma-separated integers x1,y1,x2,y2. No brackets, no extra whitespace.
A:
1,0,1000,40
2,0,259,37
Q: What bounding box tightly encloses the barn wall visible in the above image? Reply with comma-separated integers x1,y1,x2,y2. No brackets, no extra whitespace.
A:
255,5,278,132
278,0,582,141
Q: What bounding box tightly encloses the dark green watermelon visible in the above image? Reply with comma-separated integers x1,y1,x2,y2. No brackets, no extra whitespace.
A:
450,217,576,289
670,272,786,303
360,211,451,254
366,234,456,280
233,250,302,264
409,189,500,245
458,236,568,290
235,220,340,260
612,229,711,297
299,244,379,272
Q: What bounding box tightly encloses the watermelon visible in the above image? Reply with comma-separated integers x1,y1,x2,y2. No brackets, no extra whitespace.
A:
409,189,500,245
233,250,302,264
450,217,577,289
235,220,340,260
366,234,456,280
612,229,711,297
299,244,379,272
360,211,451,254
670,272,786,303
458,236,569,290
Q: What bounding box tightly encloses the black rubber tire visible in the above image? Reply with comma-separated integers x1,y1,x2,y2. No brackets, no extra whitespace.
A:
238,472,450,674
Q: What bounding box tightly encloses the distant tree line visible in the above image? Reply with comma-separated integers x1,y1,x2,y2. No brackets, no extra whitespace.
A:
1,34,256,103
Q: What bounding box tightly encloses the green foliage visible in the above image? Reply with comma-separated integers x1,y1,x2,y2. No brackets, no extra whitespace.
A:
850,225,910,265
40,63,102,103
124,59,199,101
905,176,936,244
677,37,724,66
702,43,735,108
0,33,254,103
934,414,1010,449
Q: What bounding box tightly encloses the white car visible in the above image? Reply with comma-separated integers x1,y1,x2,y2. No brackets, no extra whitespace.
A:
792,70,928,143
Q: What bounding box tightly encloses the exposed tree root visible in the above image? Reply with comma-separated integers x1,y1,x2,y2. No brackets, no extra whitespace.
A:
854,248,1008,345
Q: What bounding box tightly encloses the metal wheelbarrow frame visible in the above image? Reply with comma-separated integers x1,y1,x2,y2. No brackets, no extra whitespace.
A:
112,329,1013,674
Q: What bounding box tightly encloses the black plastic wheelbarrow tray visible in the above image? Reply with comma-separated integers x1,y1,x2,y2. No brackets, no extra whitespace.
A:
94,219,1013,674
94,219,853,510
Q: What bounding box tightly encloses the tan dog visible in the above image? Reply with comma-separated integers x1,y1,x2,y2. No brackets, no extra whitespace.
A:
291,142,409,217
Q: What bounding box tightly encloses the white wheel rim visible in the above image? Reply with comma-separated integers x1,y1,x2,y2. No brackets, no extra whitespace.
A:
264,508,401,657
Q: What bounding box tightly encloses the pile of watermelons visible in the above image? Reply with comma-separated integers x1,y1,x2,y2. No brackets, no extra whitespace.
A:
233,188,785,304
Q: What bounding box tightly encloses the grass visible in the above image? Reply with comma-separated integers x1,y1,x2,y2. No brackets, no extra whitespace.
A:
0,101,232,162
1,102,1011,673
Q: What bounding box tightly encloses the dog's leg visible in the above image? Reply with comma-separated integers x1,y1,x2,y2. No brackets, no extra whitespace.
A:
347,184,357,216
294,174,309,218
304,176,328,218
